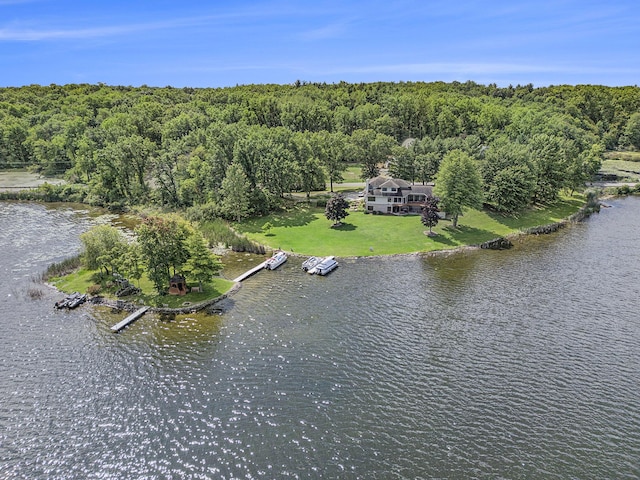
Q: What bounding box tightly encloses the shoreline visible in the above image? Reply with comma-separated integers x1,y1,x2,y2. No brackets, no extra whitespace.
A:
78,282,243,315
43,198,600,315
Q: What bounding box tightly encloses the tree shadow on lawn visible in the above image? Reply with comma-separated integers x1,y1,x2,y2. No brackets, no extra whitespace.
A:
241,207,318,233
428,232,456,246
272,209,318,227
330,222,356,231
438,224,500,246
485,197,584,229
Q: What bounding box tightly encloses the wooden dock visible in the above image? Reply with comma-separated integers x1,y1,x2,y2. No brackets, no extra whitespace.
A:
232,261,267,283
111,306,150,332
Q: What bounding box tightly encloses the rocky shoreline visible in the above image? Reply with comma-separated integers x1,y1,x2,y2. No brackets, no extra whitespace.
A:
86,282,242,315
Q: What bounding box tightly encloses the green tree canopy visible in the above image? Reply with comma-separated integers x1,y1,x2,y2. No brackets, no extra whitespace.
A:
325,193,350,226
80,224,128,276
135,215,191,294
182,229,222,289
219,161,251,222
434,149,483,228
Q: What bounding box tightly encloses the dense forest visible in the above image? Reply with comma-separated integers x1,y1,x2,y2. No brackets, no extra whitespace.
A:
1,81,640,217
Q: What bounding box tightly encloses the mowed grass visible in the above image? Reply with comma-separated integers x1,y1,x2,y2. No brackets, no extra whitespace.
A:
600,159,640,181
50,268,235,308
603,151,640,162
236,193,586,257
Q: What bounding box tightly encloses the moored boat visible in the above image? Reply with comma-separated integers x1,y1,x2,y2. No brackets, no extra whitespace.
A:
264,251,287,270
55,292,87,309
314,258,338,276
301,256,321,272
308,256,336,275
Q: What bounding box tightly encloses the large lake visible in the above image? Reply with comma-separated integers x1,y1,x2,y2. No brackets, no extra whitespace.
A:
1,199,639,479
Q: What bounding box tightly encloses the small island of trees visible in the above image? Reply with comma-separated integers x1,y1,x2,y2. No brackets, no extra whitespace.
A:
62,215,230,308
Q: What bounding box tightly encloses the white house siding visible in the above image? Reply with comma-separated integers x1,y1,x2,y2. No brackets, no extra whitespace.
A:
365,195,392,214
364,176,434,214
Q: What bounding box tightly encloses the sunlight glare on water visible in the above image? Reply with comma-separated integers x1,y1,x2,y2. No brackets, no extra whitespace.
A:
0,199,639,479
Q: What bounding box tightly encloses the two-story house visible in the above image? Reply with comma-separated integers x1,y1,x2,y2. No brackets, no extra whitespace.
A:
364,176,434,214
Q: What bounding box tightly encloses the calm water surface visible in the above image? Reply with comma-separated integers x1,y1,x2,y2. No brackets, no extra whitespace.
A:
1,200,639,479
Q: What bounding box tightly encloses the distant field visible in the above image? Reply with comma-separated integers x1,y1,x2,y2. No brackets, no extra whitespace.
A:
0,170,65,189
341,164,363,182
600,159,640,181
604,151,640,162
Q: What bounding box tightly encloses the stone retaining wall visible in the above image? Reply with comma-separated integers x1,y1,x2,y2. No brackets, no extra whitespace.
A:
479,201,599,251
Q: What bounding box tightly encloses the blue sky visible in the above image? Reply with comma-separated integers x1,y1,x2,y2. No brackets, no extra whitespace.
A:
1,0,639,88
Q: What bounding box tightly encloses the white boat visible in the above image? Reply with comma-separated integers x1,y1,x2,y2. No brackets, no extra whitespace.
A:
308,256,336,275
314,258,338,276
301,256,322,272
264,251,287,270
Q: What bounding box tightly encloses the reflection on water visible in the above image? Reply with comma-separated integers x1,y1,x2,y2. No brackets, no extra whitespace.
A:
1,199,639,479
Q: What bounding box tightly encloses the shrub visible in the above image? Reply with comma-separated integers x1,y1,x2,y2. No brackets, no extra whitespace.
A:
43,255,82,280
616,185,631,195
185,201,219,222
199,218,265,254
27,287,45,299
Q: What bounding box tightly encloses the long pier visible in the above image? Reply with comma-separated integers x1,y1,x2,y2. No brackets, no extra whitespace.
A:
111,306,150,332
232,261,267,283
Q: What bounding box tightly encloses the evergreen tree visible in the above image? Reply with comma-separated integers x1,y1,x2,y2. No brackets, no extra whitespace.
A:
182,230,222,290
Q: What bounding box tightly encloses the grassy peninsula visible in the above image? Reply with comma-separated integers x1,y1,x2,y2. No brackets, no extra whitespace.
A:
236,192,587,257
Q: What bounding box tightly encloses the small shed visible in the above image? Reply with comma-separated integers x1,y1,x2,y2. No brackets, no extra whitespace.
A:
168,274,187,296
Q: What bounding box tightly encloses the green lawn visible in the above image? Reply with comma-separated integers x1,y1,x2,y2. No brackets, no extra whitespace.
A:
236,193,586,257
600,158,640,182
341,164,364,182
603,151,640,162
50,269,235,308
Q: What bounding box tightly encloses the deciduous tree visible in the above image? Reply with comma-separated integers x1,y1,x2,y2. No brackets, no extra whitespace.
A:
434,150,483,228
219,162,251,222
135,215,190,294
325,193,350,227
421,195,440,235
80,225,128,276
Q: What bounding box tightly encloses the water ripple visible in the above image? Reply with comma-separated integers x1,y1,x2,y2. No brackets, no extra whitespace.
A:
1,200,640,478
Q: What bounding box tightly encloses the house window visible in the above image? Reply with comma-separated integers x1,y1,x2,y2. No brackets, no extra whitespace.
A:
382,187,387,192
388,197,392,202
367,196,376,202
394,197,402,203
387,206,391,212
367,205,373,211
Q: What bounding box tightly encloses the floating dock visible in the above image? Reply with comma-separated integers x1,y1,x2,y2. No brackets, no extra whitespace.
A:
232,261,268,283
111,306,150,333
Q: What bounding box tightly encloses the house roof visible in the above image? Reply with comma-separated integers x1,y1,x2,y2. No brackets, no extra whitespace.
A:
367,176,433,197
379,178,409,189
409,184,433,195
